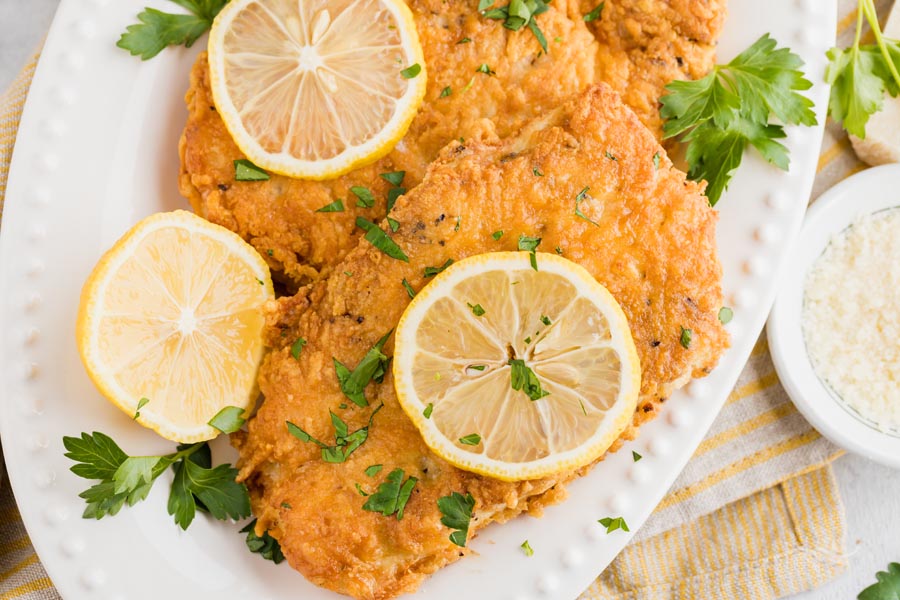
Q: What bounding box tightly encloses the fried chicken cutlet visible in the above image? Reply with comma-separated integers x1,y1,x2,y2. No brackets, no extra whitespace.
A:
234,84,728,600
582,0,728,137
180,0,598,289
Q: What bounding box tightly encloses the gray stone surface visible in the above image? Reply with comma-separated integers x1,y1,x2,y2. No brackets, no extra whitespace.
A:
1,2,898,599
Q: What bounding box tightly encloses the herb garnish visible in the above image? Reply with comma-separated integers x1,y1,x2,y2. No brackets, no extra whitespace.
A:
118,0,227,60
380,171,405,187
598,516,630,533
459,433,481,446
540,315,551,326
583,1,604,22
63,432,250,529
133,397,149,420
423,403,434,418
356,217,409,261
424,259,455,277
521,540,534,556
241,519,285,564
858,562,900,600
365,464,383,477
532,167,543,176
363,468,418,519
316,199,344,213
718,306,733,324
286,404,383,463
290,337,307,360
476,63,496,75
605,151,617,161
208,406,246,434
438,491,475,547
679,327,693,349
517,234,541,270
333,330,392,407
400,63,422,79
481,0,551,53
388,217,400,232
660,34,816,205
402,278,417,299
492,230,504,240
351,186,376,208
468,303,486,317
234,159,270,182
827,1,900,138
440,86,452,98
574,186,600,227
509,358,549,400
652,151,661,170
632,450,642,462
458,37,472,44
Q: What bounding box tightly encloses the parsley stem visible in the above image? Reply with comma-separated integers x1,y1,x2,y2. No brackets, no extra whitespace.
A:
862,0,900,93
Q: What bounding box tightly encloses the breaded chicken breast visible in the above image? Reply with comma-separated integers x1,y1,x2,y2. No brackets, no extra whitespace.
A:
180,0,598,289
234,84,727,600
581,0,727,137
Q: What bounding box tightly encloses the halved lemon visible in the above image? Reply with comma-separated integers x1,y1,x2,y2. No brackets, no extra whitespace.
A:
207,0,427,179
393,252,641,481
76,211,273,443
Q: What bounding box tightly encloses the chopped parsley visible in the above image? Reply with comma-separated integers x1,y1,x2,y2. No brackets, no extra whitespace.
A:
355,483,369,496
533,167,543,176
241,519,285,564
459,433,481,446
718,306,734,324
540,314,551,326
440,86,452,98
469,365,486,371
438,491,475,547
423,403,434,419
316,199,344,213
362,468,418,519
605,151,617,161
680,327,693,349
518,234,541,270
652,151,661,170
380,171,406,187
509,358,549,400
400,63,422,79
208,406,246,434
598,516,630,533
455,216,461,231
402,278,416,299
133,397,149,420
521,540,534,556
351,186,376,208
386,187,406,211
424,258,455,277
234,159,270,182
286,404,382,464
476,63,495,75
365,464,383,477
333,330,392,407
468,303,486,317
575,186,600,227
583,1,604,21
356,217,409,262
457,37,472,44
481,0,550,53
290,337,307,360
632,450,642,462
388,217,400,232
492,230,504,240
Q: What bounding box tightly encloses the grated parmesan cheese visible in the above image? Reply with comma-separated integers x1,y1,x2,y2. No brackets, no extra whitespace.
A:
803,208,900,432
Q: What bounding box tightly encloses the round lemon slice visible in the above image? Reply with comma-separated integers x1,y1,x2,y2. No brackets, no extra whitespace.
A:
393,252,641,481
207,0,427,179
76,211,274,443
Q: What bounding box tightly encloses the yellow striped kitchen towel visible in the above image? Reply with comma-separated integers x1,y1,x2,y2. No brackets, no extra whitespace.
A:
0,1,869,593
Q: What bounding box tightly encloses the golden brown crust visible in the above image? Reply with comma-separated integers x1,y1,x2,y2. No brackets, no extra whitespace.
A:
580,0,728,137
236,84,728,599
178,0,599,290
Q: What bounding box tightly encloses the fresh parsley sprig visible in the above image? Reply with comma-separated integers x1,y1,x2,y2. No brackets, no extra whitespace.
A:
241,519,286,564
858,562,900,600
333,331,393,407
826,0,900,138
286,404,383,463
437,491,475,547
118,0,229,60
660,34,816,205
63,432,250,529
362,468,418,519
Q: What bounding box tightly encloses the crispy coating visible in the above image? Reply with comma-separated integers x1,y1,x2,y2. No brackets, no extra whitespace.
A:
581,0,728,137
179,0,598,289
235,85,727,600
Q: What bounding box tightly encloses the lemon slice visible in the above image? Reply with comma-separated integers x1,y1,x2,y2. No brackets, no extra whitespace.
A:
393,252,641,481
207,0,427,180
76,211,273,443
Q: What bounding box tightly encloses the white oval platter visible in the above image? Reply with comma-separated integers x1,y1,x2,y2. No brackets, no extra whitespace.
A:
0,0,835,599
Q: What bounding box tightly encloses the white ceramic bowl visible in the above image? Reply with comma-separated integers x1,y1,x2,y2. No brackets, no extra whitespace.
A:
768,164,900,469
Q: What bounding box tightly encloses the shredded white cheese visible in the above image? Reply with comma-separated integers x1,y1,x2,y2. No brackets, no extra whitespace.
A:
803,208,900,432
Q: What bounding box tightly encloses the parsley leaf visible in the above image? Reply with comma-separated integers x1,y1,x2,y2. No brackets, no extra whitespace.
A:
117,0,228,60
437,491,475,547
365,464,383,477
468,303,486,317
518,234,541,270
859,563,900,600
481,0,550,53
290,337,307,360
423,403,434,418
660,34,815,205
440,86,453,98
459,433,481,446
233,159,270,182
316,199,345,213
356,217,409,262
401,63,422,79
598,516,630,533
508,358,550,400
476,63,496,75
169,459,250,529
351,186,376,208
424,259,454,277
134,397,149,420
362,468,418,519
680,327,693,349
632,450,642,462
492,230,504,240
380,171,406,187
574,186,600,227
718,306,733,324
208,406,246,434
521,540,534,556
333,330,392,407
287,405,383,463
240,519,285,564
402,278,416,298
583,1,604,21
